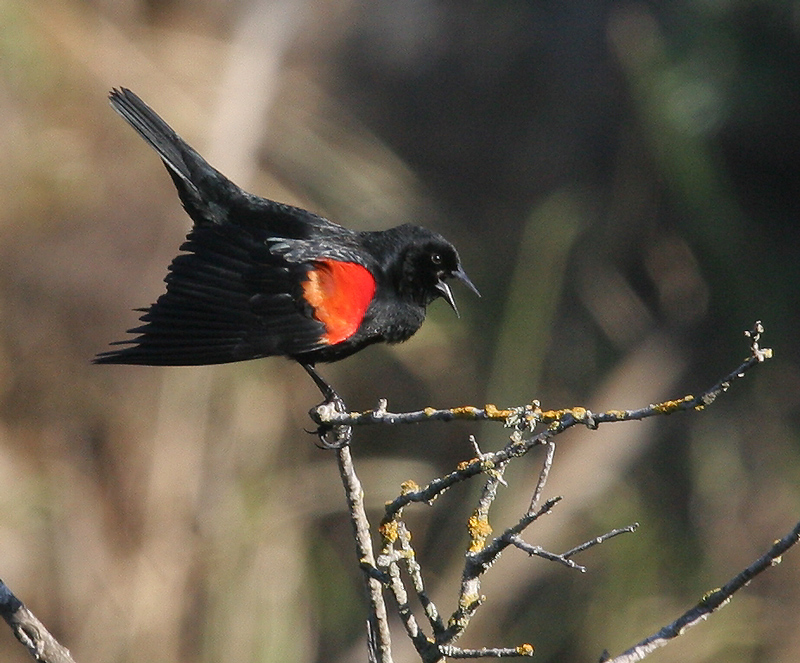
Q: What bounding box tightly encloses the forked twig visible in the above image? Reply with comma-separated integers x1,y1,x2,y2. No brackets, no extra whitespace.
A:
330,322,777,662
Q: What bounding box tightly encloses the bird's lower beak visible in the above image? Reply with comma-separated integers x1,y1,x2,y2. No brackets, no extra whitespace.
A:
435,280,459,316
436,269,480,318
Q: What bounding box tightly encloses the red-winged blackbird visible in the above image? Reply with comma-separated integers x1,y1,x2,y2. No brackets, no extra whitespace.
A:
95,89,478,398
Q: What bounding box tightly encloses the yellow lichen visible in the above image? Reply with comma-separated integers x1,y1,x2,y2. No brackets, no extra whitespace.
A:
652,395,694,414
484,403,514,419
458,592,484,612
379,520,398,543
467,514,492,552
400,480,420,495
571,406,588,420
451,406,482,418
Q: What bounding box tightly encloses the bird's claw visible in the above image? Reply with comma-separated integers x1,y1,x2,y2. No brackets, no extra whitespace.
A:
308,393,351,449
313,422,352,449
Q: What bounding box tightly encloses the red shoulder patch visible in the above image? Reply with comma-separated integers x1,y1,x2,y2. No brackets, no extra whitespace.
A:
302,260,376,345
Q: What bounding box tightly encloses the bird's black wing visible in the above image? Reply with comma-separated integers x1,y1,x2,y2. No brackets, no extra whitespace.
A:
94,223,331,366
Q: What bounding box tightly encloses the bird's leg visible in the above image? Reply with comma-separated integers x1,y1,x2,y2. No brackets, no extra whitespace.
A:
302,362,341,402
301,363,352,448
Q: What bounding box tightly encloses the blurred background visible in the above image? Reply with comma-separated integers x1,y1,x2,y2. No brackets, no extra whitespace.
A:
1,0,799,661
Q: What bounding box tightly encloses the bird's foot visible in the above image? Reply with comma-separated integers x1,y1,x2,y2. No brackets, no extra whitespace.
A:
302,363,352,448
308,396,352,448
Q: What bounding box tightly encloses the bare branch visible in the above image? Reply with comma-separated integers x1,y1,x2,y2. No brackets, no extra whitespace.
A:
377,521,446,663
603,517,800,663
0,580,75,663
491,497,564,566
441,460,511,643
529,439,556,513
510,522,640,573
438,643,535,658
311,335,771,433
509,535,587,571
383,554,436,660
562,524,640,559
312,400,529,428
335,446,394,663
395,522,446,637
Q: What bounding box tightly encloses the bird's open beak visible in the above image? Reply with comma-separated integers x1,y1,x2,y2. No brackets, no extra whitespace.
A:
436,269,480,318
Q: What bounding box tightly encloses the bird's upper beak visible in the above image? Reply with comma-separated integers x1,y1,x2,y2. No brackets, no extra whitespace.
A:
436,268,480,318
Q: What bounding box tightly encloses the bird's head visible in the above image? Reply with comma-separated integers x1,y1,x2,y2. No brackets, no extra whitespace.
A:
399,230,480,316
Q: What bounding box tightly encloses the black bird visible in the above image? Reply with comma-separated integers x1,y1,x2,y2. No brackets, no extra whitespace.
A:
95,88,478,413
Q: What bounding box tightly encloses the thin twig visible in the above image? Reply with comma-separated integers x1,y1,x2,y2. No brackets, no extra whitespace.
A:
382,548,435,660
479,496,563,571
438,643,535,658
0,580,76,663
381,426,551,523
377,521,445,663
509,523,640,573
312,400,528,427
529,438,556,513
603,517,800,663
335,445,394,663
395,522,446,637
508,536,587,571
562,524,640,559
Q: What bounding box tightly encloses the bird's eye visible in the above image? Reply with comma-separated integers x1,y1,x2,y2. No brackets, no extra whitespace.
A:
431,253,442,265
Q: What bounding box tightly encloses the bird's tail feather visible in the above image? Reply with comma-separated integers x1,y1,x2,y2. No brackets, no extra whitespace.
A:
109,88,199,186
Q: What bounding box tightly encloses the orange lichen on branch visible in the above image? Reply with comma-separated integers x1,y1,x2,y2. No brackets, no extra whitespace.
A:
540,406,591,426
379,519,399,544
455,592,484,618
653,395,695,414
539,408,568,423
483,403,515,420
450,405,486,418
516,643,535,656
468,513,493,552
400,480,420,494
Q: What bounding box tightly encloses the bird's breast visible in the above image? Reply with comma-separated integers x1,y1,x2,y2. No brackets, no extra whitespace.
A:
361,300,426,345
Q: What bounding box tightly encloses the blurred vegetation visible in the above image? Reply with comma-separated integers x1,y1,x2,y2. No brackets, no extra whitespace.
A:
0,1,799,662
